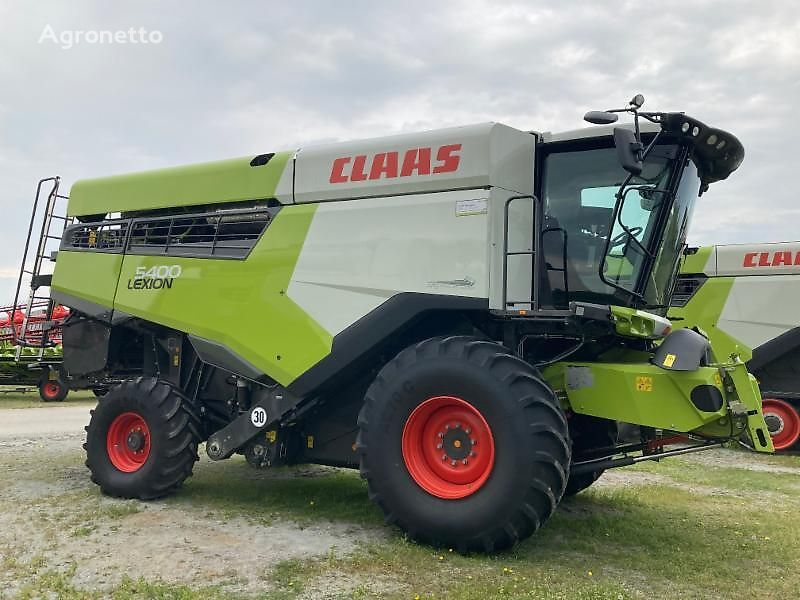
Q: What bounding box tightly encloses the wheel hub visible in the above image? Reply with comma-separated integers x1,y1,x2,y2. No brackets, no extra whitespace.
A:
401,396,495,500
126,430,146,452
440,426,474,462
106,412,151,472
764,413,784,435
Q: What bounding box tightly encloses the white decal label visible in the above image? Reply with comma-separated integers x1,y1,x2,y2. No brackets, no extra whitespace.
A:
455,198,488,217
250,406,267,427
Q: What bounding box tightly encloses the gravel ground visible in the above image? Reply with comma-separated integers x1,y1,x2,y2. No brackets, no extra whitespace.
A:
0,405,379,597
0,405,795,597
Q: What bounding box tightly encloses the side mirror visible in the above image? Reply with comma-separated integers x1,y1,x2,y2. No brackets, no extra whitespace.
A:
613,127,643,176
584,111,619,125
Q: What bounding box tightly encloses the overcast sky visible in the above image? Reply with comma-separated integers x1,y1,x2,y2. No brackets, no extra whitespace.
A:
1,1,798,301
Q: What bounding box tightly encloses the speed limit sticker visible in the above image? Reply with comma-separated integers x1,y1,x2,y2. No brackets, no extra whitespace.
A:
250,406,267,427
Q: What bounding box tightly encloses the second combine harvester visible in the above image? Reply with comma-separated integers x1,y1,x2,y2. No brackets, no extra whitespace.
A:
41,96,772,551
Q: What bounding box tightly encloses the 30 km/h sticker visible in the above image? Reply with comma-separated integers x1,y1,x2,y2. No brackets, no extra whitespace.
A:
250,407,267,427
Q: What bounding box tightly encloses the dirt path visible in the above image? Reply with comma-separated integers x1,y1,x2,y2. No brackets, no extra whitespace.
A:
0,405,92,438
0,406,381,597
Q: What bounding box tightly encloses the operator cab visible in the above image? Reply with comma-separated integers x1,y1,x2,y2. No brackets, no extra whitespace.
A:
532,95,743,314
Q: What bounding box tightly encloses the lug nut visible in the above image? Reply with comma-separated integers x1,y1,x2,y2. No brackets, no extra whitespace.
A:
462,459,468,465
451,460,457,467
445,424,450,430
470,451,476,457
438,432,444,438
465,428,472,434
441,454,447,461
455,423,461,429
436,443,443,450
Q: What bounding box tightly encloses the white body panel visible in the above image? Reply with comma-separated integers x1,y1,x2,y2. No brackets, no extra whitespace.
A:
700,242,800,349
718,275,800,348
288,189,493,337
289,122,535,204
714,241,800,277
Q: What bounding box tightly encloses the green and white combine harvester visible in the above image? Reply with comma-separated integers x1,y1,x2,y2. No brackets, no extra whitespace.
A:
27,95,772,552
672,241,800,451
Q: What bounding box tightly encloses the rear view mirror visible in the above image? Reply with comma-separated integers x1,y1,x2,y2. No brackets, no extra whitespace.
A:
613,127,643,176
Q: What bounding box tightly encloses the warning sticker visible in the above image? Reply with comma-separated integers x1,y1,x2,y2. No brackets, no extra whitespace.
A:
455,198,488,217
662,353,677,368
636,376,653,392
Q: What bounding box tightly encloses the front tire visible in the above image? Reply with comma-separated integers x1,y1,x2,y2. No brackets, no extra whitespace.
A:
84,377,201,500
357,336,570,552
564,415,618,496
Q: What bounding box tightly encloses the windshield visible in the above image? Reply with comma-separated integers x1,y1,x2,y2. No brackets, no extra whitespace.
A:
642,160,700,306
541,144,688,309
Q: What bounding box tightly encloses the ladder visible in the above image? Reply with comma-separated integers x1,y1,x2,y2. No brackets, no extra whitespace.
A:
12,177,72,359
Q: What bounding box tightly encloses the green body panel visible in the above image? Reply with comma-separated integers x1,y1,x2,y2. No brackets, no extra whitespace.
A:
113,204,330,386
51,251,124,308
67,151,292,217
52,205,332,386
544,353,773,452
544,360,729,432
680,245,713,274
669,276,747,361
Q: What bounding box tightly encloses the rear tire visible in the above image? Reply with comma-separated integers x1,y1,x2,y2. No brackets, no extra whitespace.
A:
84,377,201,500
357,336,570,552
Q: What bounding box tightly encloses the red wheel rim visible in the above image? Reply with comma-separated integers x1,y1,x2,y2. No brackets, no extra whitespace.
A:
42,382,61,400
762,398,800,451
106,412,151,472
401,396,495,499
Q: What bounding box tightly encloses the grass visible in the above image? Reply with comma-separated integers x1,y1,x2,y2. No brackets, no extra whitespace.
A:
2,438,799,598
0,387,96,409
169,453,800,599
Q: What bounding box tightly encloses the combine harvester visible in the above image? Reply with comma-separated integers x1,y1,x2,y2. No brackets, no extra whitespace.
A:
23,95,773,551
672,242,800,451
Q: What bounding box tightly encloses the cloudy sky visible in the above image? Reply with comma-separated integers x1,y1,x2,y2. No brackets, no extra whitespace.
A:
1,1,798,301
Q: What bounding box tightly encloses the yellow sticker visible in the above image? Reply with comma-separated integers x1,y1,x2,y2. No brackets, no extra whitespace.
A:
714,372,723,387
306,435,314,449
266,430,277,443
662,353,676,368
636,376,653,392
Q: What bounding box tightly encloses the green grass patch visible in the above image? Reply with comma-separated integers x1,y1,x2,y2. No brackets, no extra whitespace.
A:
630,456,800,497
0,388,95,409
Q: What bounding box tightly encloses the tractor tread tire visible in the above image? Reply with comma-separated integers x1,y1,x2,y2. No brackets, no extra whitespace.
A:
357,336,570,553
84,377,201,500
564,415,618,496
